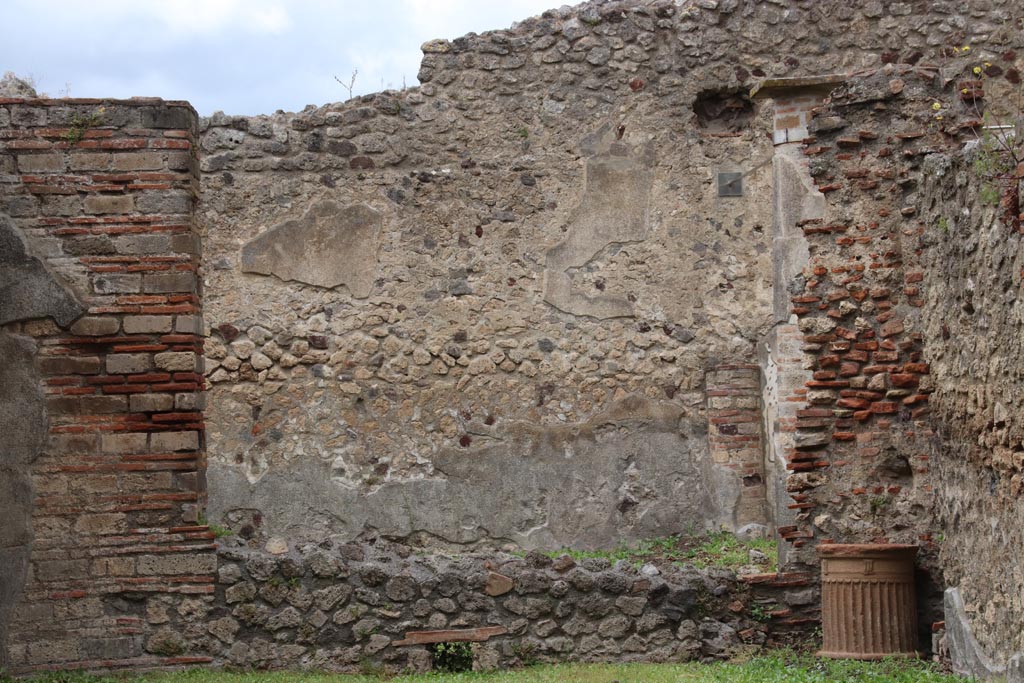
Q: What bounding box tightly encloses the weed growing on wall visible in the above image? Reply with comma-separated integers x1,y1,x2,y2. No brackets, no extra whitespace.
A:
510,641,539,667
748,602,773,623
931,41,1024,227
197,512,233,538
63,107,104,145
431,641,473,672
971,115,1022,214
334,69,358,99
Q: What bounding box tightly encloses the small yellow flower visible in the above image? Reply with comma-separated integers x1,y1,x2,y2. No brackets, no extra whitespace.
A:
953,46,961,53
962,45,971,52
973,66,983,75
932,102,942,110
935,115,943,121
962,88,969,94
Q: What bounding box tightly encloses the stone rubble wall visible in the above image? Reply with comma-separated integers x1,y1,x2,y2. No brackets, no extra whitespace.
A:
919,149,1024,665
0,98,216,673
189,538,791,673
196,0,1023,550
197,1,785,548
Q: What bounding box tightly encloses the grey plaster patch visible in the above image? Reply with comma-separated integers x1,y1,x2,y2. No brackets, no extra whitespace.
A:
763,143,821,568
944,587,1024,682
0,215,85,327
0,470,32,549
208,396,732,549
241,200,382,297
0,546,29,671
0,333,46,671
0,335,48,467
771,146,822,322
542,123,655,319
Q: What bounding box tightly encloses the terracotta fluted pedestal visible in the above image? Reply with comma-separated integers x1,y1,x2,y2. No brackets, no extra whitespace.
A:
818,544,919,660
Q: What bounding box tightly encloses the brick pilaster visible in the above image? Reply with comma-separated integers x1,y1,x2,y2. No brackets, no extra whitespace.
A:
706,364,769,527
0,97,214,672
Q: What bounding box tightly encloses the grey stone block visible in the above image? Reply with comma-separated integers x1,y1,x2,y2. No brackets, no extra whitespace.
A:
83,194,135,215
106,353,151,374
137,552,216,575
129,393,174,412
70,316,120,336
81,637,139,661
166,151,192,170
93,273,142,294
138,106,195,130
62,235,115,256
114,234,172,255
101,433,148,454
175,315,202,334
17,154,64,173
151,431,199,452
69,153,111,171
35,559,91,582
174,392,205,411
136,190,192,214
110,152,164,172
38,355,101,375
9,106,47,126
143,272,196,294
4,195,39,217
123,315,173,334
154,351,197,371
78,395,128,414
170,233,199,255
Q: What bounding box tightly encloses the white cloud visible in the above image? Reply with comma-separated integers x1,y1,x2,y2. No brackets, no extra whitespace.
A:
42,0,293,36
4,0,558,114
148,0,291,35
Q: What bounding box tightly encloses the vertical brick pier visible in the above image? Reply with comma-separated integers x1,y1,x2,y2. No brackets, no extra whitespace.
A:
0,98,215,672
706,364,769,527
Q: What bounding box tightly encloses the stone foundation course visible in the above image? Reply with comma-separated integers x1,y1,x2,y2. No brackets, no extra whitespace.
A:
192,539,778,673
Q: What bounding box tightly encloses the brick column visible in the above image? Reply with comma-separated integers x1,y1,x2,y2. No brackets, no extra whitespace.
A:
0,97,214,672
706,364,769,527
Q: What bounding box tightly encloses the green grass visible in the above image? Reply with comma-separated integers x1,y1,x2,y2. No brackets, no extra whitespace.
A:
544,531,778,574
4,652,964,683
680,532,777,572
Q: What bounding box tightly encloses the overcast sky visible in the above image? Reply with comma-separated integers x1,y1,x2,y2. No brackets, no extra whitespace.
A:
4,0,559,116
